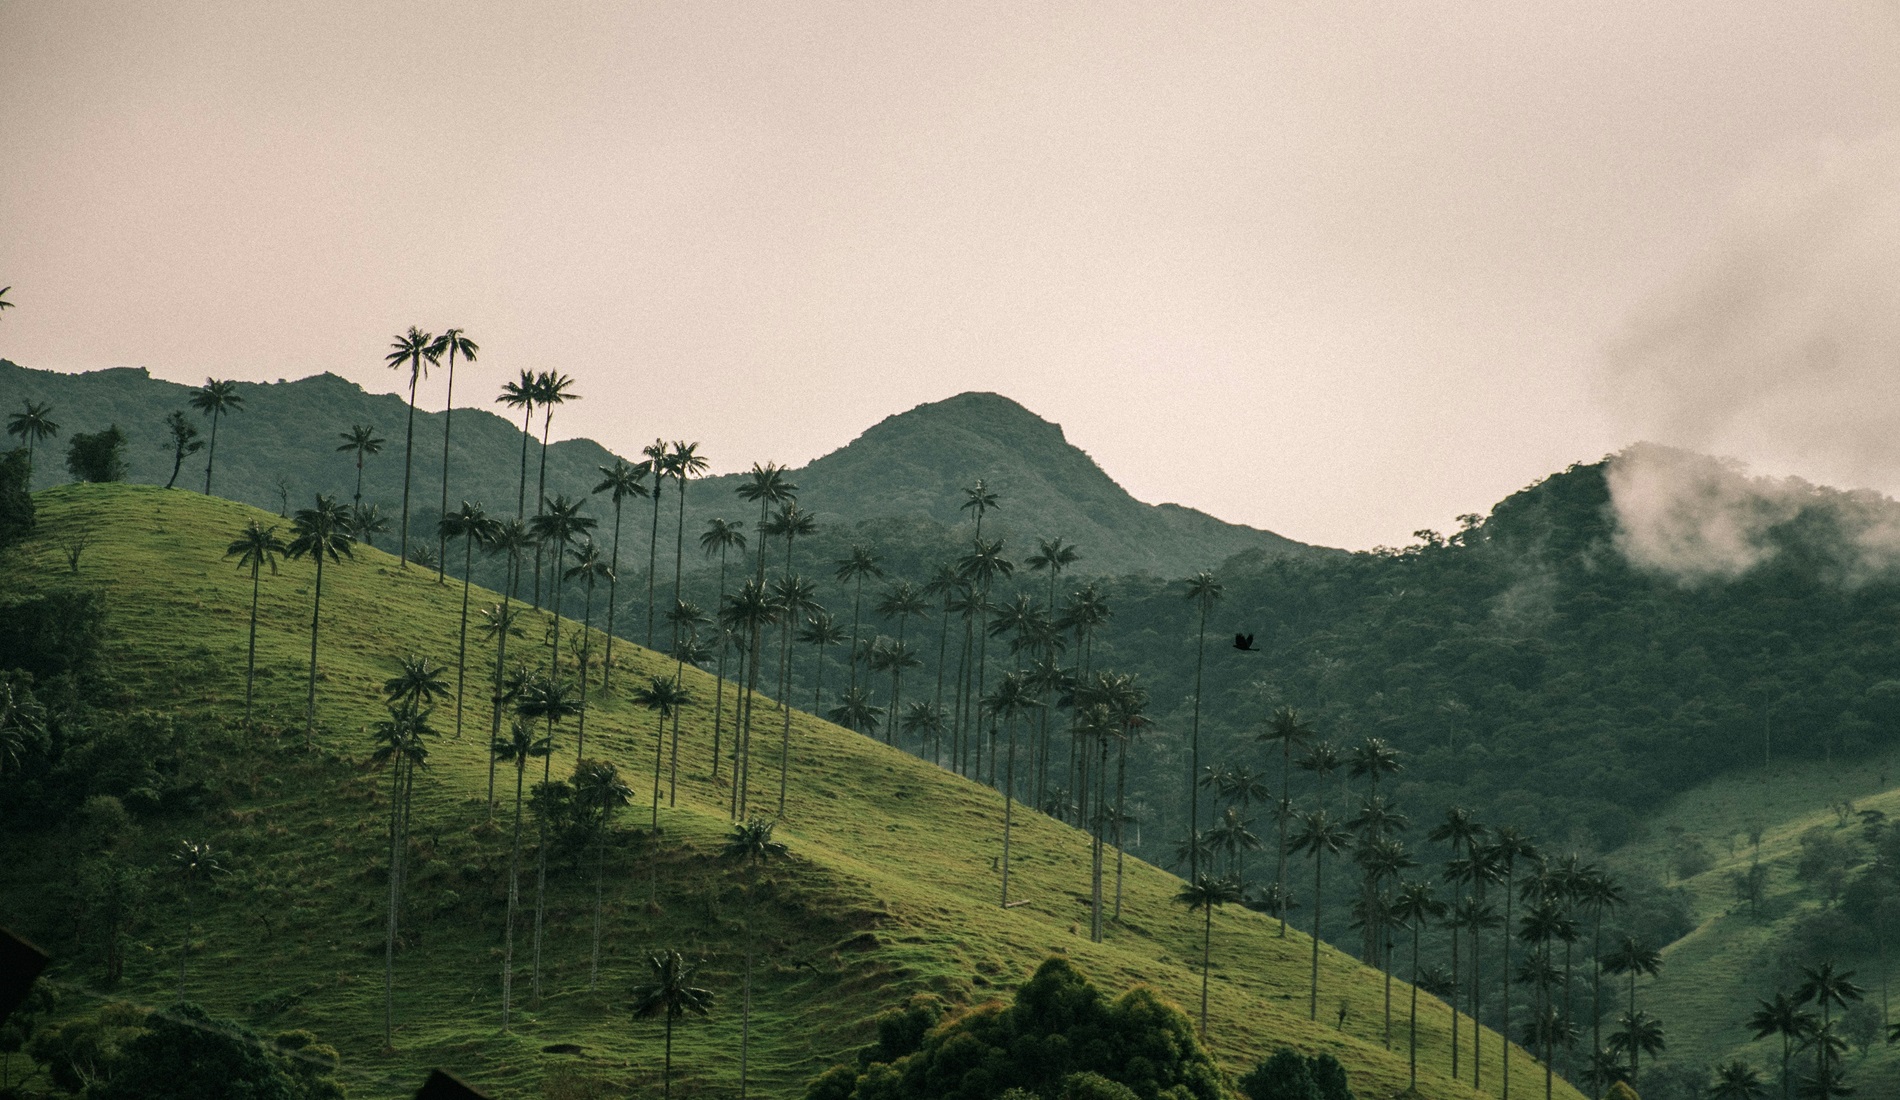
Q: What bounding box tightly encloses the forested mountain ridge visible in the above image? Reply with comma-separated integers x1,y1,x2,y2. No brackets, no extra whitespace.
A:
0,361,1323,577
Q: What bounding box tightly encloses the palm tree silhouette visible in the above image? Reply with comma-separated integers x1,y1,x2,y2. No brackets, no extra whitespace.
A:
796,610,845,712
349,502,389,547
1174,873,1243,1039
958,537,1014,782
961,478,998,538
770,572,820,816
513,671,577,1006
638,438,671,645
1574,864,1625,1082
664,599,709,804
826,686,882,735
1348,735,1404,797
172,839,224,999
528,371,579,605
383,327,437,567
564,539,613,759
1710,1061,1768,1100
1749,991,1816,1100
0,286,12,318
162,410,203,489
491,719,549,1032
1256,709,1314,934
700,517,748,778
186,378,243,496
721,578,777,819
224,521,285,730
6,400,59,486
834,545,883,695
987,671,1040,907
497,370,537,520
1485,825,1540,1098
426,329,478,580
592,460,649,687
874,581,930,744
369,701,432,1047
1794,962,1862,1090
632,950,714,1100
1606,1011,1665,1082
529,495,597,706
1297,739,1343,815
1291,808,1349,1020
921,563,967,770
1602,935,1664,1079
439,502,498,741
1182,571,1222,878
572,758,632,991
724,817,787,1100
665,440,709,649
287,495,353,743
336,424,384,508
635,676,691,830
1393,879,1447,1091
1429,807,1487,1081
478,604,525,812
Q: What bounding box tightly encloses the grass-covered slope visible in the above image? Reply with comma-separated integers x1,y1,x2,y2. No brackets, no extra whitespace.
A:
0,485,1573,1100
1604,752,1900,1099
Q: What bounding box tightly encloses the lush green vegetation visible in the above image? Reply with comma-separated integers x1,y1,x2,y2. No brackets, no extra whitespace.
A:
0,484,1572,1099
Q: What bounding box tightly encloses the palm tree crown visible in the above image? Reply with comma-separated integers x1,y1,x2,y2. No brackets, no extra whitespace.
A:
187,378,244,495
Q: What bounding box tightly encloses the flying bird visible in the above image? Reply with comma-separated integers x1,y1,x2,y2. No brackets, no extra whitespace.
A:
1233,633,1258,652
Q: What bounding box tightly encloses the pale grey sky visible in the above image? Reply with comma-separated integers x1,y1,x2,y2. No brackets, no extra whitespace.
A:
4,2,1899,549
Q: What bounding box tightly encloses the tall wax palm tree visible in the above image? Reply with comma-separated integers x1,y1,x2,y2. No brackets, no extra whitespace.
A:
224,521,286,730
724,818,787,1100
1794,963,1862,1090
722,578,777,819
481,517,533,786
529,495,597,716
986,672,1040,907
1026,536,1080,613
921,563,966,769
1258,707,1316,937
6,400,59,486
1297,740,1343,814
497,371,537,519
1429,806,1488,1081
528,371,579,605
592,459,649,686
1445,895,1494,1085
1602,936,1664,1079
369,701,432,1047
287,495,354,743
1486,826,1540,1099
1448,844,1504,1090
641,438,671,643
959,537,1015,782
1393,879,1447,1091
1291,809,1350,1020
666,440,709,648
902,701,946,763
770,572,819,815
1182,571,1222,878
565,540,613,760
1519,894,1574,1100
635,676,691,830
572,759,632,991
1710,1061,1768,1100
479,606,525,811
350,503,389,547
700,517,748,778
797,611,846,711
961,478,998,537
875,581,931,743
872,639,922,748
1577,866,1626,1081
1348,736,1404,797
187,378,244,496
834,546,883,695
1607,1012,1665,1082
1174,873,1244,1039
440,502,498,741
384,327,438,567
1750,992,1817,1100
336,425,384,507
632,950,714,1100
427,329,478,580
513,672,578,1006
664,599,710,804
492,720,549,1032
1207,806,1262,886
172,840,224,999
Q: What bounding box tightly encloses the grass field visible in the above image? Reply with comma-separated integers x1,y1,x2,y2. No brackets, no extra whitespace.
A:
0,484,1582,1100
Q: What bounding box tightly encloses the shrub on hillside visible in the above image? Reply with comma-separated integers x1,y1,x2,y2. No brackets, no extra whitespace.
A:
0,589,107,680
1236,1049,1354,1100
65,424,128,482
0,447,32,551
804,957,1225,1100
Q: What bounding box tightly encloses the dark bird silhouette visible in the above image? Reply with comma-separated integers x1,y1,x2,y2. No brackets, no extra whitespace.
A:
1233,633,1258,652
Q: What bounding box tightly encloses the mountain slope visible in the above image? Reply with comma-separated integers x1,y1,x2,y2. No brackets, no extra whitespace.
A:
0,484,1563,1100
0,362,1322,576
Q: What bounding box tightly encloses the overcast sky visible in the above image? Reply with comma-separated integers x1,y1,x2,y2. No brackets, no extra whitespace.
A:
5,2,1899,549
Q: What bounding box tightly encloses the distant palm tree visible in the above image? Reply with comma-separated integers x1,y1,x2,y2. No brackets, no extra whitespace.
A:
287,495,354,743
427,329,478,580
369,701,432,1047
224,521,286,730
1575,865,1625,1080
666,440,709,647
632,950,714,1100
1794,962,1863,1090
162,410,204,489
187,378,244,496
664,599,709,804
1174,873,1244,1039
573,759,632,991
565,540,613,759
384,327,437,568
1256,708,1313,938
700,517,748,779
6,400,59,485
1348,735,1404,796
635,676,691,830
1393,879,1447,1091
478,605,525,812
874,581,930,744
1429,807,1487,1083
1486,825,1540,1098
0,286,12,318
439,502,498,741
1749,991,1817,1100
834,546,883,695
172,839,224,1000
529,495,598,705
528,371,579,605
724,817,787,1100
796,611,846,711
1182,571,1222,877
826,686,882,735
961,478,998,537
641,438,671,643
491,719,549,1032
592,459,649,686
986,671,1039,907
1602,935,1664,1079
1291,808,1350,1020
497,370,537,519
336,424,384,507
1709,1060,1768,1100
958,537,1014,782
349,503,389,547
722,578,778,820
513,672,578,1008
1606,1011,1665,1082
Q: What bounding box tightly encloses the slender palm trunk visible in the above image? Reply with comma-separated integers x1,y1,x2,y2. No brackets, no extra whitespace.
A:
605,499,624,687
1113,737,1128,919
1000,714,1016,907
353,452,365,507
486,562,517,815
730,642,751,820
662,1015,674,1100
202,409,221,495
1189,604,1207,879
1503,878,1515,1100
651,712,667,829
1410,923,1423,1089
672,477,689,648
741,899,754,1100
777,602,795,817
244,563,261,729
1199,902,1213,1038
1474,900,1486,1090
178,883,193,999
1309,847,1325,1020
383,754,403,1046
399,374,418,567
516,407,533,519
577,579,595,761
669,646,685,806
1451,917,1462,1080
646,482,664,646
436,352,456,582
848,576,865,694
304,554,326,743
531,812,549,1006
455,536,474,740
712,550,730,781
932,601,951,767
502,763,525,1030
532,414,553,607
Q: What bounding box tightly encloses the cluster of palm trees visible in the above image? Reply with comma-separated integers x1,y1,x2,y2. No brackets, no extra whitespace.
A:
1746,963,1870,1100
7,377,242,493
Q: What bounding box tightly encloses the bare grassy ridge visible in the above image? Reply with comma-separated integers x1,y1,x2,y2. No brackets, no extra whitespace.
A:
1,484,1576,1100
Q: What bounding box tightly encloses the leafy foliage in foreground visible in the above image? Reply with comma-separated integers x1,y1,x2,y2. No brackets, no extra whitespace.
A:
805,957,1226,1100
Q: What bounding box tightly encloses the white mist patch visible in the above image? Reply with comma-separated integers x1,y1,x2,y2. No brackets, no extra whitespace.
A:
1606,445,1900,584
1600,129,1900,491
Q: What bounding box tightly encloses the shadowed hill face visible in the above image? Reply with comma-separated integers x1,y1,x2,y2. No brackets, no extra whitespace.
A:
0,364,1322,577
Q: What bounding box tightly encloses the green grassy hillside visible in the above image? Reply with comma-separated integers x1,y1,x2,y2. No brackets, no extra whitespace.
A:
1606,751,1900,1099
0,485,1576,1100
